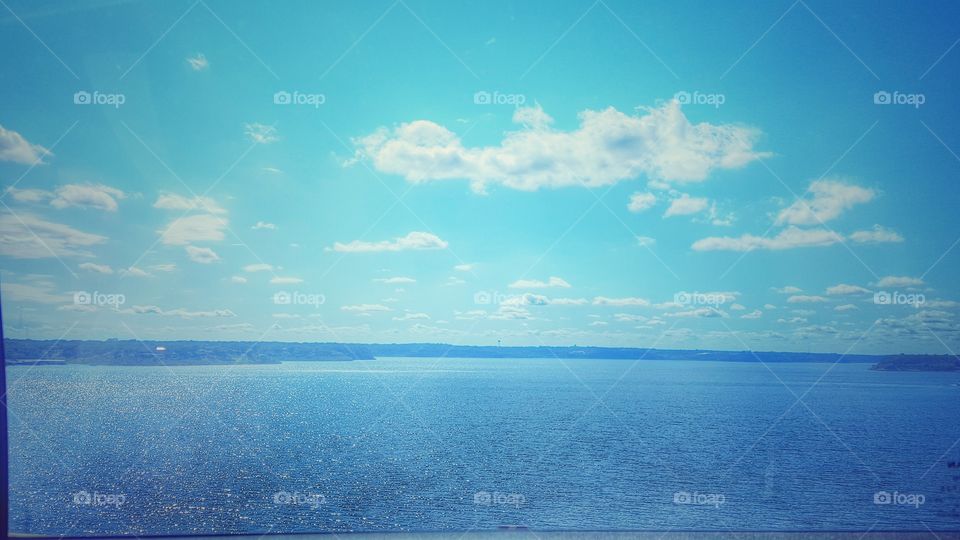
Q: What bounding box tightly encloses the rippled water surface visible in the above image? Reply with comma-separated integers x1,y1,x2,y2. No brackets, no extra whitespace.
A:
7,358,960,535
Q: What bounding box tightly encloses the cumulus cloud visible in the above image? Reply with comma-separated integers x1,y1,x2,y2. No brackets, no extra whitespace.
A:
153,193,226,214
185,245,220,264
341,304,391,313
124,305,235,318
508,276,571,289
875,276,923,288
0,124,51,164
592,296,650,306
350,100,767,193
252,221,277,230
0,213,106,258
158,214,227,245
741,309,763,319
393,312,430,321
692,227,843,252
826,283,870,295
636,236,656,247
664,194,709,217
835,304,858,312
270,276,303,284
454,263,475,272
776,179,875,226
374,276,416,284
329,231,448,253
244,263,274,272
787,295,827,303
627,192,656,213
245,123,278,144
121,266,152,278
187,53,208,71
849,224,903,244
50,184,126,211
79,262,113,274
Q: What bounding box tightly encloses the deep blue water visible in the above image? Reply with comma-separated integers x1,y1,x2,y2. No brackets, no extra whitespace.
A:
7,358,960,535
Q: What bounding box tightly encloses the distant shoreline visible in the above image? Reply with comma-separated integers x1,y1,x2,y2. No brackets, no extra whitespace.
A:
4,338,957,371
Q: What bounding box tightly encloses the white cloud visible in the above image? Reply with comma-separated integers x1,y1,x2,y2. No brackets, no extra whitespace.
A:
826,283,870,295
393,312,430,321
664,194,709,217
270,276,303,284
341,304,391,313
351,101,767,193
230,276,247,284
773,286,802,294
252,221,277,231
550,297,589,305
5,187,50,203
666,307,728,318
635,236,656,247
329,231,448,253
787,295,827,303
245,123,278,144
243,263,274,273
0,213,106,258
692,227,843,252
153,193,226,214
187,53,208,71
454,263,475,272
741,309,763,319
150,263,177,272
0,124,51,164
835,304,858,312
849,224,904,244
79,262,113,274
373,276,416,284
125,305,235,318
730,303,746,311
776,179,875,226
50,184,125,211
508,276,571,289
185,245,220,264
876,275,923,288
592,296,650,306
627,192,656,213
1,281,64,304
158,214,227,245
121,266,152,278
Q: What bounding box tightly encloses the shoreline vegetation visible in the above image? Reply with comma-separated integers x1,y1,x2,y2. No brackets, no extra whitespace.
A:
2,339,957,371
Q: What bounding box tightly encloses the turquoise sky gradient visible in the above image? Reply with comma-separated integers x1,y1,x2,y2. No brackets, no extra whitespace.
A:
2,0,959,354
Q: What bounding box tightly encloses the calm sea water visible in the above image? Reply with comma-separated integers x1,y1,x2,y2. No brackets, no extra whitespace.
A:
6,358,960,535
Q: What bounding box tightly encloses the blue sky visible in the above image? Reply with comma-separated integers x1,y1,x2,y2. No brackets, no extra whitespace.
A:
1,0,959,354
